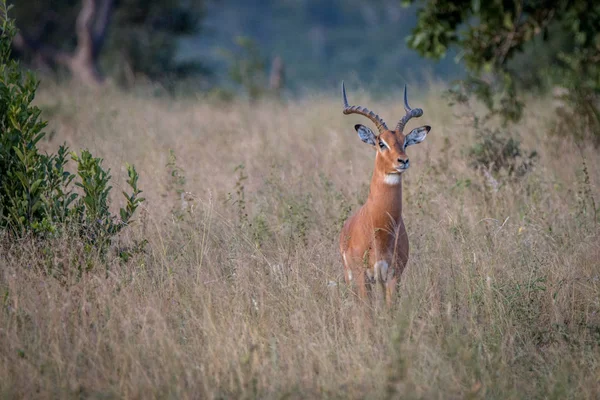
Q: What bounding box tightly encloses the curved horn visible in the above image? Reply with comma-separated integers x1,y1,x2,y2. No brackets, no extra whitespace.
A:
396,85,423,133
342,81,388,133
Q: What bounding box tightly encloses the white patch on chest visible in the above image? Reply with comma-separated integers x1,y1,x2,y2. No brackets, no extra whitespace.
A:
383,173,402,185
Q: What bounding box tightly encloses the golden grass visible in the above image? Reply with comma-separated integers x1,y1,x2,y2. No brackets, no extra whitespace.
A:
1,83,599,399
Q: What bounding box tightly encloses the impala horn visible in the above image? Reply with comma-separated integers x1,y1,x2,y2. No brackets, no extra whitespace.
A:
342,81,388,133
395,85,423,133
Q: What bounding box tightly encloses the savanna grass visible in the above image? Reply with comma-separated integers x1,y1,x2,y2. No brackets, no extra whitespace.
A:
1,83,599,399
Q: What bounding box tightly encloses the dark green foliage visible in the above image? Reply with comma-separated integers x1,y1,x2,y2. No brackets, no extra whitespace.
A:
73,150,113,226
10,0,207,84
554,88,600,147
0,1,143,255
406,0,600,143
1,1,62,235
70,151,144,250
407,0,599,81
105,0,207,84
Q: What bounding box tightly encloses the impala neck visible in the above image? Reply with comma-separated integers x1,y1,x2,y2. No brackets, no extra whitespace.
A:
366,161,403,222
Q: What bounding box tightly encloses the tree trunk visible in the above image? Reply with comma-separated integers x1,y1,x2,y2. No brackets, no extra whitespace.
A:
13,0,114,86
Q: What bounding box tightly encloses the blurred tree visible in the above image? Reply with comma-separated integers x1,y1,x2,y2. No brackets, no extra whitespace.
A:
221,36,267,101
202,0,458,92
11,0,206,86
405,0,600,138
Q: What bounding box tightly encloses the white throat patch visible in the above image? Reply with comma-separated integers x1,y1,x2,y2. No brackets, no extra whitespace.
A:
383,173,402,185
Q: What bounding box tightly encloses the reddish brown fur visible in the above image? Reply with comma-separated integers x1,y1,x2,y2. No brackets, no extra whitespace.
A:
339,84,430,306
339,129,410,306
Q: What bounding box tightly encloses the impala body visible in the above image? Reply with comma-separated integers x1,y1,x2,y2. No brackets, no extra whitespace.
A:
339,82,430,306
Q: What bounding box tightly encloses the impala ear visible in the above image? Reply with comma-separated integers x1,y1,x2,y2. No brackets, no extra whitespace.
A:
355,124,377,146
404,125,431,148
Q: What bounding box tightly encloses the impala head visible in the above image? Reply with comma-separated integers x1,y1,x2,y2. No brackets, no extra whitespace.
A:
342,82,431,180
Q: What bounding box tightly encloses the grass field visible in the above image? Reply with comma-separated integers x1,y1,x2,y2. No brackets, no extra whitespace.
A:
1,83,599,399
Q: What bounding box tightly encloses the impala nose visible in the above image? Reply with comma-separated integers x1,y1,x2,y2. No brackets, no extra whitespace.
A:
398,158,409,168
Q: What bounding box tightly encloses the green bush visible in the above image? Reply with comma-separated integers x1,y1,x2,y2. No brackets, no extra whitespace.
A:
0,1,143,254
444,83,537,181
468,128,537,179
407,0,600,145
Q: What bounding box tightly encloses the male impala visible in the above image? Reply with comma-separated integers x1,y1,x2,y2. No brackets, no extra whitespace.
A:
339,82,430,306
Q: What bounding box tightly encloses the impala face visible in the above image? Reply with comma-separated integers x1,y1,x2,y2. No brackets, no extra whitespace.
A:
355,124,431,176
342,82,430,183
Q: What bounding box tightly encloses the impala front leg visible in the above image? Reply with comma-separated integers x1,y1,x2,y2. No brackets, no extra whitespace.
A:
375,260,398,308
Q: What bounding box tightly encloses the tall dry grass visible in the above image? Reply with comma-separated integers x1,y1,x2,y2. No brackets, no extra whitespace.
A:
1,83,599,399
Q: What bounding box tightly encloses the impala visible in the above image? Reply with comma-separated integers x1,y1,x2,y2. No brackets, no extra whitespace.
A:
339,82,430,306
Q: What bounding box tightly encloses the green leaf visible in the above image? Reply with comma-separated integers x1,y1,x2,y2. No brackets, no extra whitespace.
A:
12,146,25,163
30,179,43,194
32,130,46,145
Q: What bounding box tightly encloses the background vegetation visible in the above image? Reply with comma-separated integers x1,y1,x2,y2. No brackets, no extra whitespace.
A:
11,0,206,87
1,0,599,398
406,0,600,144
2,76,599,400
11,0,463,91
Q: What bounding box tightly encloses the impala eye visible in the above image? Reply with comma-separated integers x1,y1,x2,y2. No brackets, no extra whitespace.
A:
378,140,387,150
